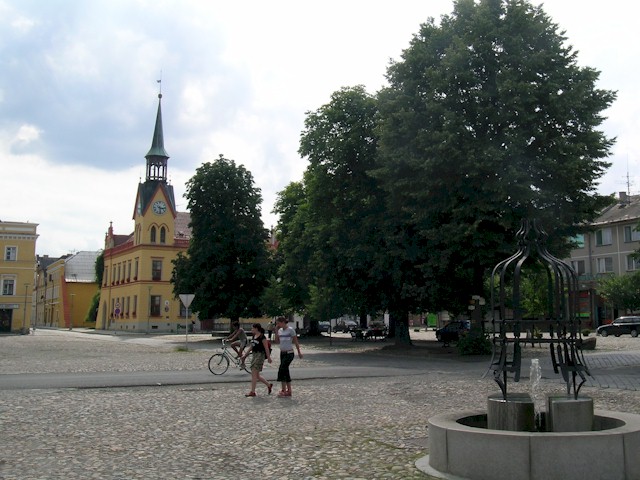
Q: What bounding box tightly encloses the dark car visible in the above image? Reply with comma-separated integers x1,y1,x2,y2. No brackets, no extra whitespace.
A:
318,321,331,333
436,320,470,344
333,320,358,333
597,316,640,337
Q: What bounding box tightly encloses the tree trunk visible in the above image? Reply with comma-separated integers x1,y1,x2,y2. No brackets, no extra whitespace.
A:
359,311,367,329
390,309,411,346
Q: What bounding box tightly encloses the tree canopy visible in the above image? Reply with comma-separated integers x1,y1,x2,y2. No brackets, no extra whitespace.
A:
172,155,270,321
598,273,640,313
373,0,615,313
273,0,616,340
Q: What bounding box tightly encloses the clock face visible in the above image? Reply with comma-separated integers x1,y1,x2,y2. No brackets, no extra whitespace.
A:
152,200,167,215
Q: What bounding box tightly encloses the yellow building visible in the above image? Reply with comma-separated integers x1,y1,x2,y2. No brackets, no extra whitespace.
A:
34,252,100,329
96,93,192,332
0,221,38,333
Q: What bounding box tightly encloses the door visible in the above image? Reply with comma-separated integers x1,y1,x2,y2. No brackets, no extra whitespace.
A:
0,309,12,332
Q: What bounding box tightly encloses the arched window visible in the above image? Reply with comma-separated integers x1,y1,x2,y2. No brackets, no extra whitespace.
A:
150,226,156,243
160,226,166,244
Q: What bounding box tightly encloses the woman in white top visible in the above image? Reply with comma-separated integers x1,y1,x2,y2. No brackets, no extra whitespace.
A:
274,316,303,397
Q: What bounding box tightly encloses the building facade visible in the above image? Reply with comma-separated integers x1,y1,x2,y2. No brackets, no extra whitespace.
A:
96,93,192,332
568,192,640,326
34,251,100,329
0,221,38,333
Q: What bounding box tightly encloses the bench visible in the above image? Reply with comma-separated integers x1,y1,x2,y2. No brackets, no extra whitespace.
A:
365,328,387,341
350,330,365,341
350,328,387,341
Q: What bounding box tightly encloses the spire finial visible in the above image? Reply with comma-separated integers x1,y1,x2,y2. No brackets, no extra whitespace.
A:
157,70,163,98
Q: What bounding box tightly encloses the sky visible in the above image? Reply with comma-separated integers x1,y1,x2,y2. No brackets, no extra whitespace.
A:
1,0,638,257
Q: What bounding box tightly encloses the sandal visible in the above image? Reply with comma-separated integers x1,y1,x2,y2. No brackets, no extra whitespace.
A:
245,392,256,397
268,383,273,395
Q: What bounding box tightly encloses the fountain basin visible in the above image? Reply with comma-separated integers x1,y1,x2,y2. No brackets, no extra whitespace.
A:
418,409,640,480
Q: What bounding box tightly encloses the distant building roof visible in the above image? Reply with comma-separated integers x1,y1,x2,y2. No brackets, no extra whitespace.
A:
592,192,640,227
113,234,131,247
64,251,100,283
37,254,61,270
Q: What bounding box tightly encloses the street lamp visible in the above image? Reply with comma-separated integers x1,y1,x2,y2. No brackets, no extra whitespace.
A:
23,283,29,333
147,286,152,334
69,293,75,330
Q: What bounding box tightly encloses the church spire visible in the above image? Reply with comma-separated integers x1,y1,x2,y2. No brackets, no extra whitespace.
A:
145,92,169,181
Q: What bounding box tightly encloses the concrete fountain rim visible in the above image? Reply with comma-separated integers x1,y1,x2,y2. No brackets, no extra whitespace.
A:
417,409,640,480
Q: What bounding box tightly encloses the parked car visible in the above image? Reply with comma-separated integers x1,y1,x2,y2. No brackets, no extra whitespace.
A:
436,320,470,344
597,316,640,337
333,320,358,333
318,321,331,333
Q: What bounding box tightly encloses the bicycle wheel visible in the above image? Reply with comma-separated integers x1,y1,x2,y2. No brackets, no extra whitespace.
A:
208,353,229,375
240,352,252,373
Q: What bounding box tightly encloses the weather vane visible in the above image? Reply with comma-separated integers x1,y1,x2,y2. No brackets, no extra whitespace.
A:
157,70,163,96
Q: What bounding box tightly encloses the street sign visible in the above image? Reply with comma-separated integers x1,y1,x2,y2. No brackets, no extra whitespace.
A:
178,294,195,351
179,294,195,308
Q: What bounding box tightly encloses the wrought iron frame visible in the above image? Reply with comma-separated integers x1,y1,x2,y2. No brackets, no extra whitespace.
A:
485,219,591,399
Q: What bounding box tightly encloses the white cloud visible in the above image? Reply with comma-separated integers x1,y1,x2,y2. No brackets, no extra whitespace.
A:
0,0,638,255
13,124,40,144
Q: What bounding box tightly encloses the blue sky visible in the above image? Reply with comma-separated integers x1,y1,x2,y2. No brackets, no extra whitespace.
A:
0,0,637,256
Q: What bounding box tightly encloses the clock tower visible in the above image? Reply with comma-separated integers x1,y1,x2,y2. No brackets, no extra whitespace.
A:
98,91,192,333
133,92,177,243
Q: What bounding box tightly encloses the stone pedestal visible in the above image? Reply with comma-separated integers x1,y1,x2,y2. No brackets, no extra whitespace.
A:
546,395,593,432
487,393,535,431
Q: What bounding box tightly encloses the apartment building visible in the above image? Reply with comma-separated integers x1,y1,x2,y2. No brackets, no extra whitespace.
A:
0,221,38,333
568,192,640,326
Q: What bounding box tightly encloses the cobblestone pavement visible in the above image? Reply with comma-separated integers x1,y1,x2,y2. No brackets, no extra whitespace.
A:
1,330,639,479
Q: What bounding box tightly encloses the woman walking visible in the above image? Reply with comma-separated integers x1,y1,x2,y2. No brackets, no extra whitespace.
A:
241,323,273,397
274,316,303,397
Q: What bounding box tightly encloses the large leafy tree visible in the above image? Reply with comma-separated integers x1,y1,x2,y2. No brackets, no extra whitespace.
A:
297,86,388,323
270,181,314,317
374,0,616,315
172,155,270,322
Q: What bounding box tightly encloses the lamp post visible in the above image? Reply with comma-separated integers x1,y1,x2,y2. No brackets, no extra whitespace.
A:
69,293,75,330
147,286,152,334
23,283,29,333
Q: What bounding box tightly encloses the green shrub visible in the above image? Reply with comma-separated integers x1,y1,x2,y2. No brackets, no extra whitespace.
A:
457,328,492,356
582,329,591,337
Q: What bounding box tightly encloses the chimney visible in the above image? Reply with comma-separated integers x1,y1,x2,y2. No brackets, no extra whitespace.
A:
620,192,628,203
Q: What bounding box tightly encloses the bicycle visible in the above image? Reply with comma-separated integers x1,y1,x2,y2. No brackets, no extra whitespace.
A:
208,339,252,375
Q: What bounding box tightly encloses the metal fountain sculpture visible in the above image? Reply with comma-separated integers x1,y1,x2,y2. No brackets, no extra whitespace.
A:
486,219,591,431
421,219,640,480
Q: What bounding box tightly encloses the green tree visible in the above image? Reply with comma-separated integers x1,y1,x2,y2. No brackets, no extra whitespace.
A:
598,273,640,312
84,291,100,324
172,155,270,322
94,250,104,286
298,86,388,323
271,181,314,316
374,0,616,316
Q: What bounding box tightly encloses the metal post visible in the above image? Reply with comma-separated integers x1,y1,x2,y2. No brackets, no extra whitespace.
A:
147,286,152,334
69,293,75,330
185,305,189,350
23,283,29,333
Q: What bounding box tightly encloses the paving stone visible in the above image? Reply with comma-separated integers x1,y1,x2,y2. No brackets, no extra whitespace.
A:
0,329,639,479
